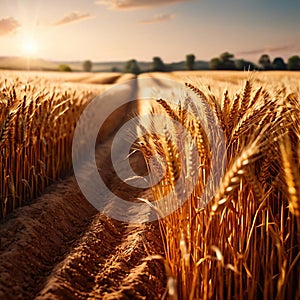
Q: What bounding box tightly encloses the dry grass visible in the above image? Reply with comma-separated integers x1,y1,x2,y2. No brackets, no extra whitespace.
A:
138,74,300,299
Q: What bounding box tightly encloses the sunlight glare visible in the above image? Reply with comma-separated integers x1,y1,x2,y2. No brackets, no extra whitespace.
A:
21,38,39,57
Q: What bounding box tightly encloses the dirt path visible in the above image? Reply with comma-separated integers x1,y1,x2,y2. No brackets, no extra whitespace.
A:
0,78,167,299
0,137,166,300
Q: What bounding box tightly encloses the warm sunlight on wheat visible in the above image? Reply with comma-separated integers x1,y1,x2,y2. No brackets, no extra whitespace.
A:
138,74,300,299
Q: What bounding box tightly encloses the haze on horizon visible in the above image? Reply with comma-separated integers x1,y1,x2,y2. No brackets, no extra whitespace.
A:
0,0,299,63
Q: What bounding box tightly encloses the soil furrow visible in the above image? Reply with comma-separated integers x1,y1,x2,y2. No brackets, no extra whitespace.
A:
0,79,166,299
0,178,97,299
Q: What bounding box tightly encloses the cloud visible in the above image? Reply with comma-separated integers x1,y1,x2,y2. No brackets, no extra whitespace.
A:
54,11,94,26
96,0,192,10
239,45,298,56
0,17,20,36
140,13,176,24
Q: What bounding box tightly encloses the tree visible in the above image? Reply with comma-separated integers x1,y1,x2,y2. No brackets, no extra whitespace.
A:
219,52,236,70
59,64,72,72
186,54,195,70
210,58,222,70
152,56,166,72
287,55,300,70
259,54,272,70
83,60,92,72
220,52,233,62
111,66,119,72
235,59,257,71
272,57,286,70
124,59,141,75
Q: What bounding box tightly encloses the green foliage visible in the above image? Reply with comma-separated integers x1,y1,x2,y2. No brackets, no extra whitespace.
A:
58,64,72,72
152,56,166,72
235,59,257,71
287,55,300,70
219,52,236,70
272,57,286,70
111,66,119,72
83,60,92,72
220,52,234,62
259,54,272,70
124,59,141,74
186,54,195,70
210,58,222,70
210,52,236,70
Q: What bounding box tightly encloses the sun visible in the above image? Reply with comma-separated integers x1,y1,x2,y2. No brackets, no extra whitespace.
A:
21,38,39,57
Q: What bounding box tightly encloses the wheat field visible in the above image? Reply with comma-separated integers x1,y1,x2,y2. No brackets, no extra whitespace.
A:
138,72,300,299
0,71,299,299
0,73,105,218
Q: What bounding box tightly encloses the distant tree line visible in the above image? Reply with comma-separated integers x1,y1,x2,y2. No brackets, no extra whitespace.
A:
120,53,300,74
258,54,300,71
210,52,300,71
210,52,256,70
58,53,300,73
122,54,197,74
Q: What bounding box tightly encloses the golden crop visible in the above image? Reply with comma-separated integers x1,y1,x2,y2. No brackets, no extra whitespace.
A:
139,74,300,299
0,74,100,218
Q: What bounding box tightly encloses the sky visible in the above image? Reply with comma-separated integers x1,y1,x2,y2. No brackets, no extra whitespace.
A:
0,0,299,63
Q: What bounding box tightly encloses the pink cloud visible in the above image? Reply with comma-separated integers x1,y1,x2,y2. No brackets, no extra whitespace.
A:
0,17,20,36
140,13,176,24
54,11,94,26
96,0,192,10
